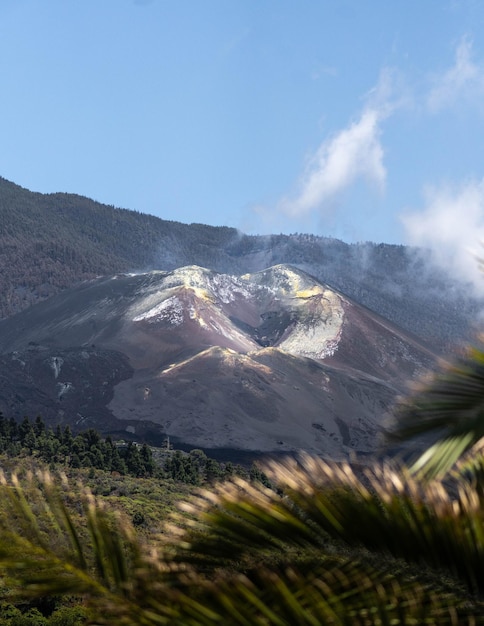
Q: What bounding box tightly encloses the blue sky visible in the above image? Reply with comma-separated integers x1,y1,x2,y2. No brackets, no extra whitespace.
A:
2,1,484,278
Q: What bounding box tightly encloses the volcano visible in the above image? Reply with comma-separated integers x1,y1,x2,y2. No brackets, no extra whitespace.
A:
0,264,436,459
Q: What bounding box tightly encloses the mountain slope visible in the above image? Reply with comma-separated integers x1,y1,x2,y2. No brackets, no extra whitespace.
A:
0,265,436,458
0,176,235,319
1,177,481,348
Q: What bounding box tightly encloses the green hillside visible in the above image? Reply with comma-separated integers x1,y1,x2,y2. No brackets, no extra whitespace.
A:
1,176,481,346
0,177,236,319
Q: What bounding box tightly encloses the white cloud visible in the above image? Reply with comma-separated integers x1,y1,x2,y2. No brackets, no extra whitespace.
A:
253,40,484,241
246,70,412,237
279,108,385,218
401,179,484,294
427,37,484,112
275,69,405,221
280,38,484,225
399,38,484,293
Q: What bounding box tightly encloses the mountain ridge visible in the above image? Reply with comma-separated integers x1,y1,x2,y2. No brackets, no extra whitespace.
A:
1,176,481,349
0,264,436,458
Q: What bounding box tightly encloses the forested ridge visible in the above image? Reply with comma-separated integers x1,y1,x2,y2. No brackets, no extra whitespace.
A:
0,413,268,487
1,176,481,346
0,177,235,319
0,415,271,624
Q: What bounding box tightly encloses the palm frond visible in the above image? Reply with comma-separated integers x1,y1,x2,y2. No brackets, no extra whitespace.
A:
181,558,484,626
171,454,484,599
0,469,181,625
3,458,484,623
390,341,484,479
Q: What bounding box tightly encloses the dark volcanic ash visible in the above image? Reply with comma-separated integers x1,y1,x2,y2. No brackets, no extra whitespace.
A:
0,264,436,459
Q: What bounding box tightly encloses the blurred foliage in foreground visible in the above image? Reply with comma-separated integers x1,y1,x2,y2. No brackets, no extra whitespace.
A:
4,342,484,622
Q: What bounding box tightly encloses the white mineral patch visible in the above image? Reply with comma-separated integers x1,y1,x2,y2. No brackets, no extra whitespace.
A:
50,356,64,379
57,382,73,399
126,265,343,356
278,290,344,360
208,273,255,303
161,266,258,304
132,295,184,325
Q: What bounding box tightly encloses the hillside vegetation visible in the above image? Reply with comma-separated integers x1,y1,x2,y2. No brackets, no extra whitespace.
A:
0,176,480,347
3,339,484,623
0,414,272,624
0,177,234,319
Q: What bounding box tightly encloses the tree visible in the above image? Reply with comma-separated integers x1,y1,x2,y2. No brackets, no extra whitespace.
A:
123,443,145,477
110,447,127,475
163,450,200,484
2,344,484,622
204,458,221,483
18,417,32,445
33,416,46,437
82,429,100,449
140,443,155,476
7,418,18,440
62,425,74,449
22,427,37,454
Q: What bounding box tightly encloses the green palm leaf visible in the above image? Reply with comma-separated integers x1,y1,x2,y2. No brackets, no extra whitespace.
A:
391,341,484,479
2,462,484,623
0,469,181,625
175,557,484,625
172,455,484,599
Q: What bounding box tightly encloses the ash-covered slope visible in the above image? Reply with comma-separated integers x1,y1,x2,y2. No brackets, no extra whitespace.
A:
0,265,436,458
1,177,480,348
